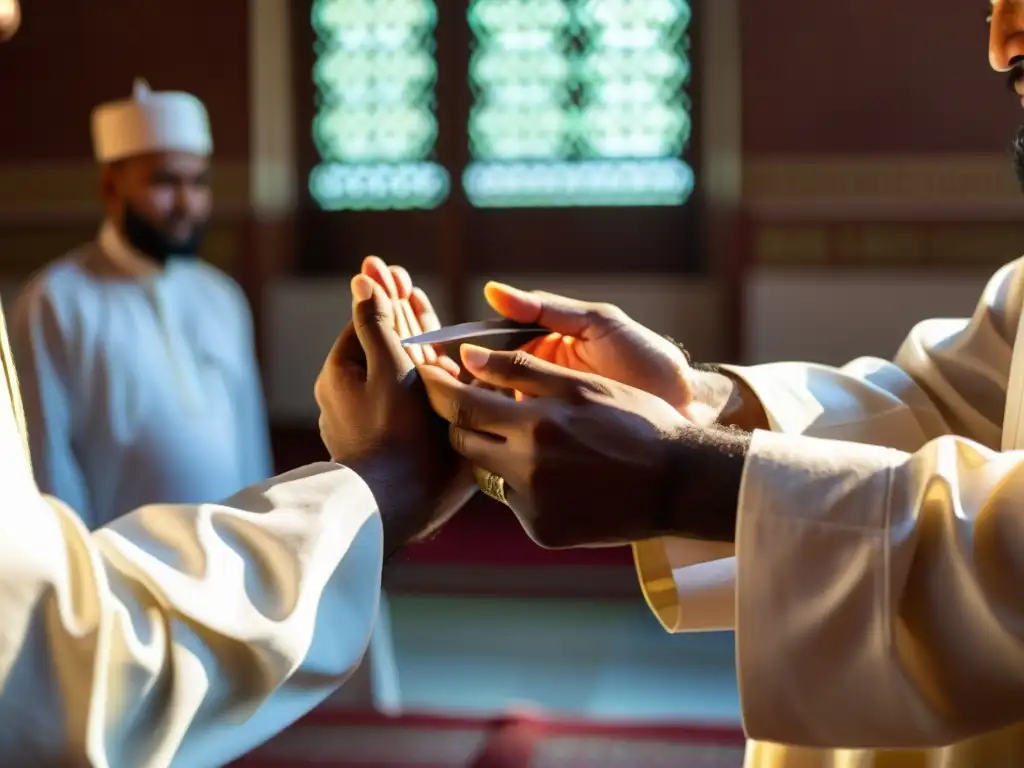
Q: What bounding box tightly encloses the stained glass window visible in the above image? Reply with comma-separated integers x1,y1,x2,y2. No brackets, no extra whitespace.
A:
464,0,694,208
310,0,450,210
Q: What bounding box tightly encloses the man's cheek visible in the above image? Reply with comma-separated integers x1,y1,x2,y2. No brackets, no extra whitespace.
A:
141,187,176,218
186,188,213,221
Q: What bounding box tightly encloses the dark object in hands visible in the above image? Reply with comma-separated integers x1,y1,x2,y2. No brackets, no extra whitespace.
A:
401,319,549,351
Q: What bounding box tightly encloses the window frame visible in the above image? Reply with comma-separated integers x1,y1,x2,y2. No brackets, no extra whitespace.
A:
290,0,706,296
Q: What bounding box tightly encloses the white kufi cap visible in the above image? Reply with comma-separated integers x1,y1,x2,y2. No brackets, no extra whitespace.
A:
90,78,213,163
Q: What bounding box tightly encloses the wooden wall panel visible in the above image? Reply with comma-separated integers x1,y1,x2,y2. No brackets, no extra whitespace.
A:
0,0,251,279
0,0,249,161
739,0,1018,154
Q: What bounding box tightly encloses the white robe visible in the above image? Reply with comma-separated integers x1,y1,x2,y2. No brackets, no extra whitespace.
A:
0,301,383,767
9,222,273,529
633,260,1024,765
8,224,402,718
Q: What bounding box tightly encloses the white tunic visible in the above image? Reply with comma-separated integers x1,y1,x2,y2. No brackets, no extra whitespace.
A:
9,225,402,720
633,259,1024,764
9,223,273,529
0,300,384,767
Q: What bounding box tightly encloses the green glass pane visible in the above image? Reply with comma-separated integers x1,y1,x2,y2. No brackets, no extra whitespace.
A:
313,0,435,36
310,0,446,210
311,161,450,210
466,0,694,208
470,0,571,34
315,106,437,163
463,158,693,207
577,0,690,28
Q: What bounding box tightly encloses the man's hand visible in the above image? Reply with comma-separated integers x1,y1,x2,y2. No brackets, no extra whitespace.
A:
356,255,477,518
484,282,689,405
484,282,768,430
418,344,747,547
315,275,466,557
360,255,459,376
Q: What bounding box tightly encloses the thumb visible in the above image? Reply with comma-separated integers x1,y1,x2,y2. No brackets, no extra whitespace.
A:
349,274,412,381
484,282,618,339
460,344,601,399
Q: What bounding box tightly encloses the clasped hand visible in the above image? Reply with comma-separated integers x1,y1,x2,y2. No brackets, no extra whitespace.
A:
313,260,471,557
418,345,687,547
357,258,748,548
315,255,747,556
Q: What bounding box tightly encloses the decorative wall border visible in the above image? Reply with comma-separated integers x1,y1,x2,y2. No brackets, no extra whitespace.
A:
3,153,1021,272
3,152,1018,224
743,153,1022,220
0,161,250,224
739,154,1024,267
749,220,1024,268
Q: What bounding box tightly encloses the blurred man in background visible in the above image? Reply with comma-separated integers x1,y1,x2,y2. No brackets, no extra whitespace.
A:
0,8,471,741
9,78,272,529
8,78,405,717
0,16,467,749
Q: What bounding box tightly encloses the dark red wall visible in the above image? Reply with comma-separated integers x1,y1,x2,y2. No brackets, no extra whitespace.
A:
740,0,1020,153
1,3,1013,163
0,0,249,161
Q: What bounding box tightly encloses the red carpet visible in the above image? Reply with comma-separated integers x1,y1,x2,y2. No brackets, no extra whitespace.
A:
234,709,746,767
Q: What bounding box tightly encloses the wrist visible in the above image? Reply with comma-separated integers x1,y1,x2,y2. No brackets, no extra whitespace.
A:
687,366,770,432
347,451,426,560
652,424,749,543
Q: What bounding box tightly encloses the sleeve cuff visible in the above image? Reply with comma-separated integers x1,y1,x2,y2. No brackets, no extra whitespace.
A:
633,538,737,633
735,429,904,744
719,363,827,435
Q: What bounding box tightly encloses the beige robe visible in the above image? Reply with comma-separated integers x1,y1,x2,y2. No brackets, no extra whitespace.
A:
0,301,384,766
634,258,1024,766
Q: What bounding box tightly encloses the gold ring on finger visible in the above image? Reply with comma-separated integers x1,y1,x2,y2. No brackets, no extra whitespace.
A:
473,465,509,506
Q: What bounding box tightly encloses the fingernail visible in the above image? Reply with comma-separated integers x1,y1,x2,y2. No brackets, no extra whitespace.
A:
351,275,373,302
485,281,525,297
460,344,490,370
485,282,539,309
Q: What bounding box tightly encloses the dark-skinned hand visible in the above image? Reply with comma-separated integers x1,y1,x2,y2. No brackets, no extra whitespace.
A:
419,344,750,547
314,275,468,557
418,344,694,548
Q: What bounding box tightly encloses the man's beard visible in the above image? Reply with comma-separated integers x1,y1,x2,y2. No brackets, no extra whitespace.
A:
1008,65,1024,192
1014,126,1024,192
122,204,205,265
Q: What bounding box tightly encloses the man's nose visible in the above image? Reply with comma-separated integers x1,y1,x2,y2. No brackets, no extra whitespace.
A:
173,184,200,217
990,2,1024,71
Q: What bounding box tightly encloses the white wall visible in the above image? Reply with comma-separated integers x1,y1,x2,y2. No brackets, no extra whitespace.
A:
744,269,992,366
264,269,995,419
266,274,722,420
5,269,997,420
